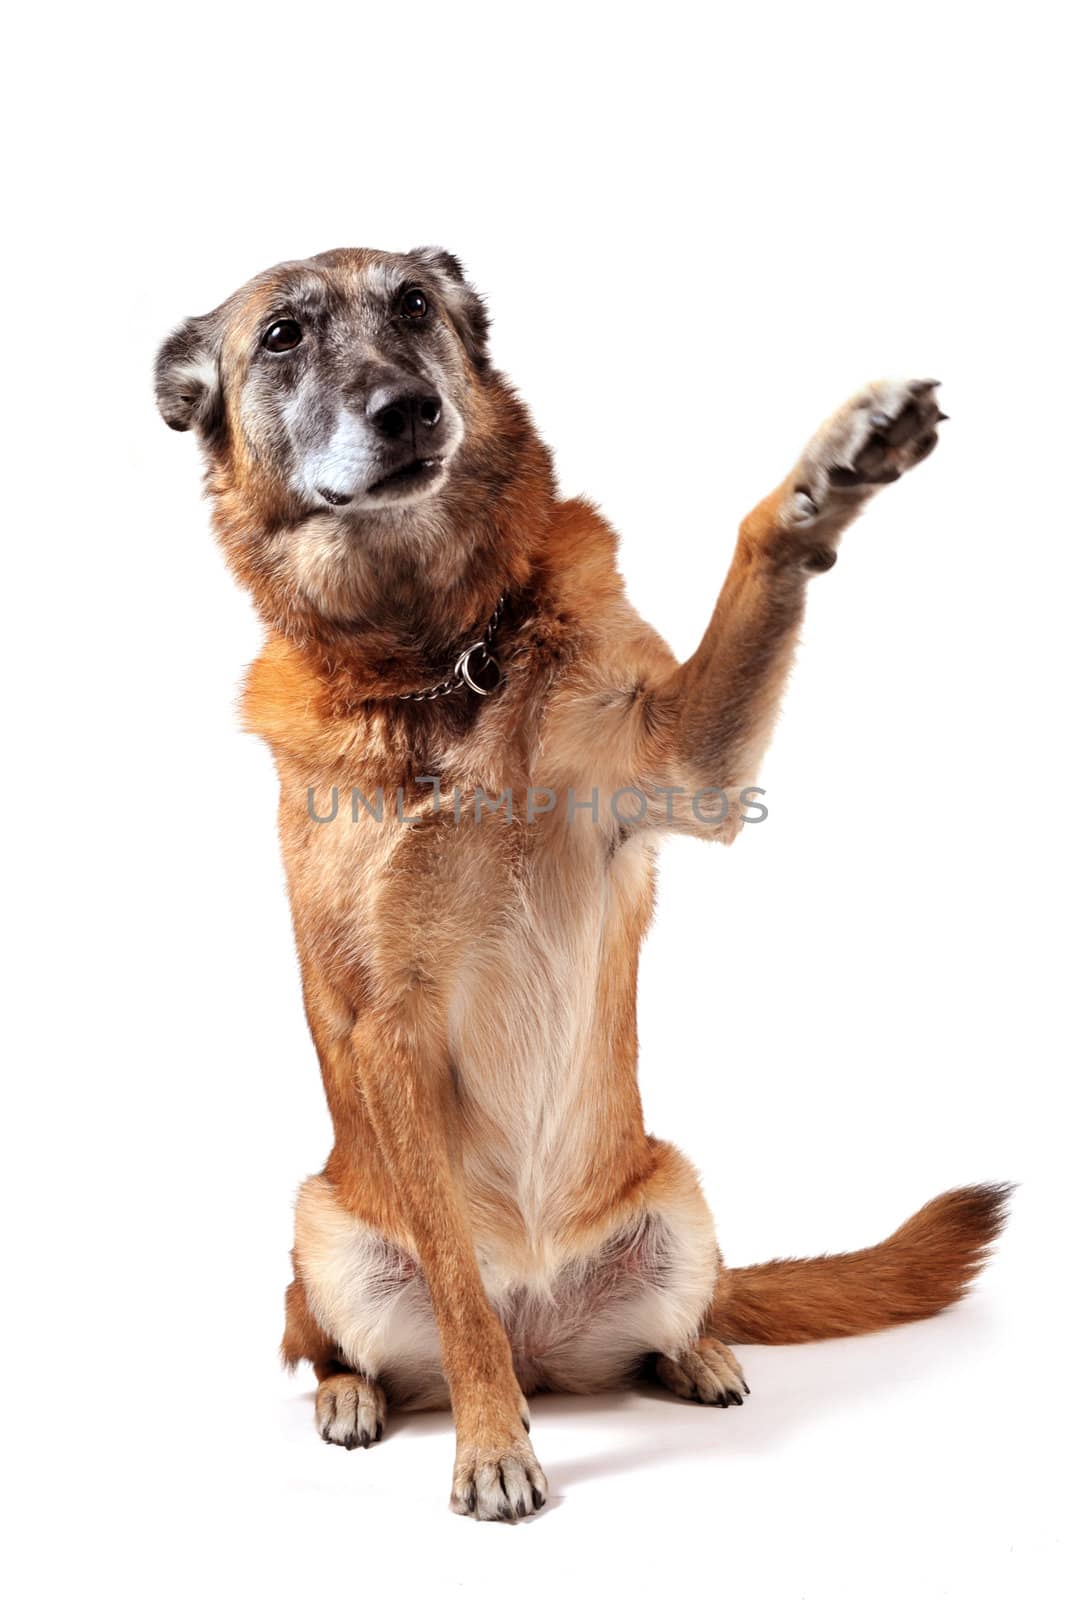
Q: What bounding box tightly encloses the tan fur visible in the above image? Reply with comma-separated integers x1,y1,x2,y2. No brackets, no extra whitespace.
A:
158,250,1006,1519
710,1184,1012,1344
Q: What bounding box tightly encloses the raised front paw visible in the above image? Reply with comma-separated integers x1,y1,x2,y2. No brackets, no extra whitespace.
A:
785,378,946,537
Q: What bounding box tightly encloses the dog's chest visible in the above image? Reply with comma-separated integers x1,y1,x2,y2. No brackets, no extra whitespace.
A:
443,818,657,1238
283,766,657,1233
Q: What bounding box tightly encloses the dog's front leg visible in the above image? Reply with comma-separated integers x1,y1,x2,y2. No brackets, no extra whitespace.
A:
346,1007,547,1522
643,380,945,800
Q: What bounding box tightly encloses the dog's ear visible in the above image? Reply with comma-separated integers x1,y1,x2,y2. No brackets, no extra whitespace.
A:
155,310,225,435
408,247,491,372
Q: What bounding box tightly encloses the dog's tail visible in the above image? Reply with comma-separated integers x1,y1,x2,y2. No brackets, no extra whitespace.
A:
712,1183,1012,1344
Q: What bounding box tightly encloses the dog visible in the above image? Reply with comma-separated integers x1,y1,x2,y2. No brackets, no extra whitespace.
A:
156,247,1009,1521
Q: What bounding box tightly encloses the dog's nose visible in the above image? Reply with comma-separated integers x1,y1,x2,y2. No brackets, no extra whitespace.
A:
367,388,442,440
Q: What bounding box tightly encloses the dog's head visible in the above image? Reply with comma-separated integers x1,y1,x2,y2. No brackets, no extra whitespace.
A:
156,248,548,646
156,247,489,512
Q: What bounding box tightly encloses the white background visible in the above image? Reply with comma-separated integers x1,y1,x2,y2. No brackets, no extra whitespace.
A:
5,3,1065,1596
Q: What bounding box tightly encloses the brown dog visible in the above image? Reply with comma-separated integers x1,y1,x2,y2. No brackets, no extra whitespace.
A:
157,247,1008,1521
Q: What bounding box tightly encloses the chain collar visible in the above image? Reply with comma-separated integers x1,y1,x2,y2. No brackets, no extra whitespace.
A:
396,595,506,703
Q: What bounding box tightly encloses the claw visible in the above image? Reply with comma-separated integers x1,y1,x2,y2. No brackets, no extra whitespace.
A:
909,379,940,395
794,486,819,518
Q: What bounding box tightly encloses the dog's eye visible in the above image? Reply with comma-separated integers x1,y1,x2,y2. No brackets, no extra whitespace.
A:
400,289,429,320
262,319,302,352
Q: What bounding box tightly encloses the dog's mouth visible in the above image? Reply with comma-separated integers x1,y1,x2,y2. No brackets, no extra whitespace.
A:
311,448,454,513
366,457,445,498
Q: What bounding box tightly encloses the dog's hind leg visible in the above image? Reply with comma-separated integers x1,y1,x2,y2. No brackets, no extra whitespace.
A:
314,1367,388,1449
654,1336,748,1407
281,1265,390,1448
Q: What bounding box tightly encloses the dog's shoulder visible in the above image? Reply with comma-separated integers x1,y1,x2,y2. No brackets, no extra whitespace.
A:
539,497,624,617
539,497,675,681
